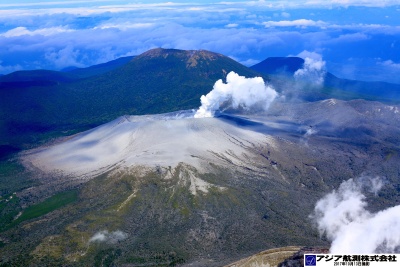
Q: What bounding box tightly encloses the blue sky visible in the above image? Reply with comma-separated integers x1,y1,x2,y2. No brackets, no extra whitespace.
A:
1,0,400,83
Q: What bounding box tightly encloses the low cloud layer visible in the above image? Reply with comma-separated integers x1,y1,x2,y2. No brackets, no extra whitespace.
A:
311,177,400,254
194,71,278,118
0,2,399,83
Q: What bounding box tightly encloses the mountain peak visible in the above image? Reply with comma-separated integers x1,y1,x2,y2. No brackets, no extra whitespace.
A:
251,57,305,75
137,48,224,69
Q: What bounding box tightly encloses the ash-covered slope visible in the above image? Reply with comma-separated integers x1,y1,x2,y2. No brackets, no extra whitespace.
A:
24,110,273,179
22,98,400,196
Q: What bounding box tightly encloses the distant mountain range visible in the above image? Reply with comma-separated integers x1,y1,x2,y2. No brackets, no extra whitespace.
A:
1,48,400,157
0,56,135,86
251,57,304,75
251,57,400,102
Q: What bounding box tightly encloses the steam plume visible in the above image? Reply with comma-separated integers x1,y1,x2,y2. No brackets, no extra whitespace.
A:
311,177,400,254
89,230,127,244
194,71,278,118
301,127,318,146
294,51,326,86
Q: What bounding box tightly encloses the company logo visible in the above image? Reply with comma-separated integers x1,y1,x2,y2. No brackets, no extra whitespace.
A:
305,255,317,266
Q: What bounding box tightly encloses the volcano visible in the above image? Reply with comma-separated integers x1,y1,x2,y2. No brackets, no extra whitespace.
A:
2,49,400,266
23,109,299,182
16,97,400,266
24,111,271,178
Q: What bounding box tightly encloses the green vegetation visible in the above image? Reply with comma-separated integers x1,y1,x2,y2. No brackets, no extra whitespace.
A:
0,192,20,230
0,160,35,195
67,55,134,79
125,251,186,266
0,189,79,231
16,190,78,224
94,248,122,267
0,161,35,230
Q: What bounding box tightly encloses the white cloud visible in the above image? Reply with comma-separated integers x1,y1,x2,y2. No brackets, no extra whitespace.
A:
263,19,327,28
95,22,155,30
239,58,260,66
0,1,398,20
281,12,290,18
225,23,238,28
331,23,400,34
261,19,400,34
231,0,400,8
0,61,23,73
0,2,196,17
328,0,400,8
45,45,86,69
1,26,74,37
378,59,400,69
0,1,111,8
324,32,370,44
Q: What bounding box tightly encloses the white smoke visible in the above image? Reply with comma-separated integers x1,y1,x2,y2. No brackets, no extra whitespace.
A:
305,127,318,137
194,71,278,118
311,176,400,254
294,50,326,86
301,127,318,146
89,230,128,244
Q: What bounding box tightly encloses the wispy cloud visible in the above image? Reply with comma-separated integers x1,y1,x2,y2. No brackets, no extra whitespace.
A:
324,32,370,44
225,23,239,28
263,19,327,28
1,26,74,37
378,59,400,69
225,0,400,8
0,61,23,73
95,22,155,30
280,12,290,18
262,20,400,33
0,2,194,17
0,1,111,8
